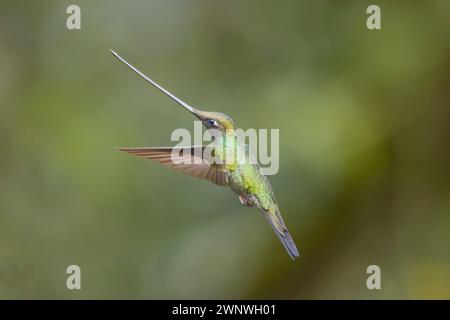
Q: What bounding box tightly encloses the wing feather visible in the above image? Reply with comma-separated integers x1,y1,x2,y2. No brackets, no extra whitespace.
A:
117,146,229,186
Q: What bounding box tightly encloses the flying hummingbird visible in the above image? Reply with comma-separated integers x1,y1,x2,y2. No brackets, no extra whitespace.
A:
111,50,299,259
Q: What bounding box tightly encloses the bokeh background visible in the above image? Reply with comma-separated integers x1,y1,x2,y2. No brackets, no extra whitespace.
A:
0,0,449,299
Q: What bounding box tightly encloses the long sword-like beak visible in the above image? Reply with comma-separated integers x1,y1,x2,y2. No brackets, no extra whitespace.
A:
110,49,199,116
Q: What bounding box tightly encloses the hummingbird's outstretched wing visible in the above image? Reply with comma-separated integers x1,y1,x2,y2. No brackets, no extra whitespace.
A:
117,146,229,186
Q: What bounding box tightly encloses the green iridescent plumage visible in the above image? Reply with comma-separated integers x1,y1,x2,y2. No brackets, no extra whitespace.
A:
112,50,299,259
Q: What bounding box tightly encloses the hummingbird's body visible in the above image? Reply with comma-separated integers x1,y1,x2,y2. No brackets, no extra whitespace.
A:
215,134,271,208
111,50,299,259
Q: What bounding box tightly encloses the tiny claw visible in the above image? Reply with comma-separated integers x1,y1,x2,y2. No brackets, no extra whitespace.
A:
239,195,252,207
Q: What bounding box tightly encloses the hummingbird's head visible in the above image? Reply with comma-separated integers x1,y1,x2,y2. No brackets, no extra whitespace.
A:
194,110,235,132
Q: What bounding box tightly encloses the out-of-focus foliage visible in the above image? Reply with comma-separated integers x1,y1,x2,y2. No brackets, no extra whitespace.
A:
0,0,449,299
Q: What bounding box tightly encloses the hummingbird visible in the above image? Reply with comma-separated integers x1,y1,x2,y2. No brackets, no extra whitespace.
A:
111,50,299,259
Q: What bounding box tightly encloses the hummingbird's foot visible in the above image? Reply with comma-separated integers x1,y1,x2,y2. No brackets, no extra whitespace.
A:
239,195,253,207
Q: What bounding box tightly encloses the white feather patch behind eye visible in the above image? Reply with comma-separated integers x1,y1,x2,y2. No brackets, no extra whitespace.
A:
207,119,218,127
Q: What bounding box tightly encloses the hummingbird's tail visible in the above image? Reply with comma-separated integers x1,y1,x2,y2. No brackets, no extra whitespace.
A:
262,207,300,260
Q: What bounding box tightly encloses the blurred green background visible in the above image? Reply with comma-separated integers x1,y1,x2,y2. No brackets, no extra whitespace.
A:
0,0,449,299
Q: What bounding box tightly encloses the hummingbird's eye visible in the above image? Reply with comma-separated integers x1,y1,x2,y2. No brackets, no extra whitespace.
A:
206,119,218,127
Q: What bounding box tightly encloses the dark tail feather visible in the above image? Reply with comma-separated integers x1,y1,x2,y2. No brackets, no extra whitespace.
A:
262,210,300,260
